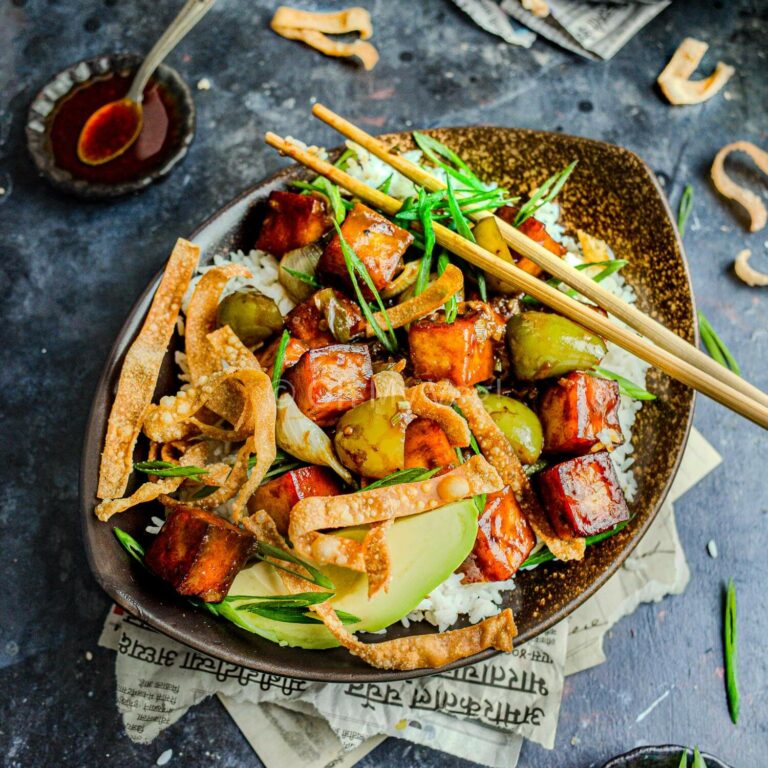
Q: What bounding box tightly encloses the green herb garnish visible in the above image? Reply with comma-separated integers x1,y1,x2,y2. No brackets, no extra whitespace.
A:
133,460,209,479
357,466,442,493
114,527,147,566
413,188,436,297
591,366,657,401
292,178,347,222
513,161,577,228
378,173,394,194
678,183,694,236
521,257,627,306
282,266,321,289
271,329,291,394
523,458,549,477
413,131,489,192
692,748,708,768
254,541,335,590
521,520,630,568
699,311,741,375
724,577,739,724
335,221,398,353
437,251,459,323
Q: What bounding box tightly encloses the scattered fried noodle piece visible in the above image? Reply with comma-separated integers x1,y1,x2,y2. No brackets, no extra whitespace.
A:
734,249,768,287
366,265,464,335
711,141,768,233
289,455,503,569
97,238,199,500
313,601,517,670
657,37,734,106
271,6,379,71
456,387,585,561
406,381,470,446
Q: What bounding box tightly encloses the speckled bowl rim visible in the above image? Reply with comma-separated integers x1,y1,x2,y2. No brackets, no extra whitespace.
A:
602,744,732,767
80,126,697,682
26,52,195,199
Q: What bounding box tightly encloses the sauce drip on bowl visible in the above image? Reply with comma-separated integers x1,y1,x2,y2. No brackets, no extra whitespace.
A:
49,71,179,185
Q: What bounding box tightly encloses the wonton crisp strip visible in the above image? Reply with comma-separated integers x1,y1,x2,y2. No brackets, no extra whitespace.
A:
97,238,199,500
95,441,209,521
406,381,470,446
312,602,517,671
366,265,464,336
657,37,734,106
711,141,768,233
185,265,252,422
456,388,585,561
364,520,393,597
207,325,262,371
289,455,502,567
271,6,373,38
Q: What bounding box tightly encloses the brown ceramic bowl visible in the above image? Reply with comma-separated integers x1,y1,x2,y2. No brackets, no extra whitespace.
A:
80,126,695,682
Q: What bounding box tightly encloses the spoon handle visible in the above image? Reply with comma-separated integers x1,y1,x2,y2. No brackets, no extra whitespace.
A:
127,0,216,102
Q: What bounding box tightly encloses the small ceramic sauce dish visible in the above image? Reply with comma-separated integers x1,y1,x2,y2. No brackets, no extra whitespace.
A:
603,744,733,768
26,53,195,199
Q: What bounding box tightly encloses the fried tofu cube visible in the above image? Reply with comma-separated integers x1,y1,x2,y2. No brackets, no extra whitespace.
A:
404,417,457,470
249,466,343,534
540,372,624,454
284,294,336,349
144,506,254,603
258,335,308,377
461,487,536,583
408,309,495,386
496,206,567,277
285,343,373,426
319,203,412,298
255,191,333,257
535,451,630,538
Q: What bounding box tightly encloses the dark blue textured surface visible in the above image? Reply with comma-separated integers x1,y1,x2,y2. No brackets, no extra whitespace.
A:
1,1,766,765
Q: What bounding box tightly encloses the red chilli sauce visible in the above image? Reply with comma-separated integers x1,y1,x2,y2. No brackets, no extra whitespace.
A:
48,72,180,185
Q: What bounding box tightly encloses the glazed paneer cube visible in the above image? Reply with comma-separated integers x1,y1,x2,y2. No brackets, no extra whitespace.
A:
539,372,624,454
284,294,336,349
144,506,254,603
249,466,343,534
319,203,412,298
404,417,457,470
496,206,567,277
535,451,630,538
286,343,373,426
461,487,536,583
258,335,308,377
408,309,495,386
256,191,333,257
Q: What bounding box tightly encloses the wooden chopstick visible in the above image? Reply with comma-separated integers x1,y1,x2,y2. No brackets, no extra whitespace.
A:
264,131,768,429
312,103,768,411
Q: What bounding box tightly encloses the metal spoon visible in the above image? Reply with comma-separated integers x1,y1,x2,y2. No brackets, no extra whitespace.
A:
77,0,216,166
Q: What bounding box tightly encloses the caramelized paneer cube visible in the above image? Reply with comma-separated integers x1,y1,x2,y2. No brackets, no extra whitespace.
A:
319,203,412,298
285,343,373,426
539,372,624,454
408,309,495,386
496,206,567,277
535,451,630,538
284,294,336,349
144,506,254,603
249,466,342,534
258,335,308,377
461,487,536,583
256,191,333,257
404,417,457,470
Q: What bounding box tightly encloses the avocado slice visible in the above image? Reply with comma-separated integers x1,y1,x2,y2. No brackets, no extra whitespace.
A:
222,500,478,649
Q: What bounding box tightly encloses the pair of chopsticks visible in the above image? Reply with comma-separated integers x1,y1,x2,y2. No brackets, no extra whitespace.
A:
264,105,768,429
